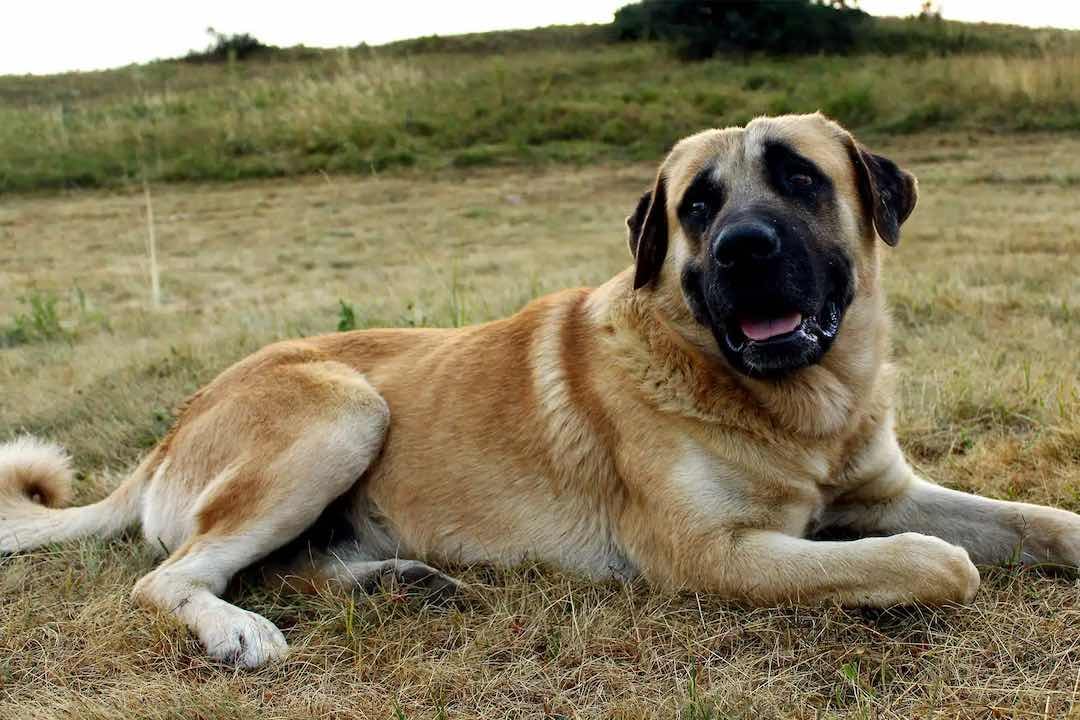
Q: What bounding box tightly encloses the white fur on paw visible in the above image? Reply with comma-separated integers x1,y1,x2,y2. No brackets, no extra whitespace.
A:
197,606,288,669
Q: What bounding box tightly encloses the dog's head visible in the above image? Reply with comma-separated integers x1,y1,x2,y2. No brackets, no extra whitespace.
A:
627,113,917,379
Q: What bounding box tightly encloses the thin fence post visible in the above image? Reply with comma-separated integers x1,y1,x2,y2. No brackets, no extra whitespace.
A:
142,179,161,309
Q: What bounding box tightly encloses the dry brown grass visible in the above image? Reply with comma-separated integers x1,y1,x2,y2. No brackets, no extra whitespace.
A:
1,132,1079,718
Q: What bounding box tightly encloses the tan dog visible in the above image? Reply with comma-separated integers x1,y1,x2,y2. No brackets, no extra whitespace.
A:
3,114,1079,668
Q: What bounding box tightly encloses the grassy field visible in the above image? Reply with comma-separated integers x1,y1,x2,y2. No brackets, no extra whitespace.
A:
1,124,1079,717
3,22,1080,193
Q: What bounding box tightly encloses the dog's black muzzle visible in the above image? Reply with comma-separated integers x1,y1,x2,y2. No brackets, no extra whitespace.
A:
682,208,854,378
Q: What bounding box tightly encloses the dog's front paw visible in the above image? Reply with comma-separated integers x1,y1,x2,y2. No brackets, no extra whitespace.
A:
891,532,981,604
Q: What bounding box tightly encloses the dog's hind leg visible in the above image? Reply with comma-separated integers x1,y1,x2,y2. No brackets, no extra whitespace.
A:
302,551,465,602
131,361,389,668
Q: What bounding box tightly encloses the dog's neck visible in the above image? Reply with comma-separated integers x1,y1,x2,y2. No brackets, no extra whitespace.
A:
593,269,891,440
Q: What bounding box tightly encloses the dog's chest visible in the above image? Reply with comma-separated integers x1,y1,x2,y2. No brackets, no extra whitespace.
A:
674,437,830,537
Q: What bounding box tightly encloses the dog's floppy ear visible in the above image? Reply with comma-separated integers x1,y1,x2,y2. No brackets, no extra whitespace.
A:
848,142,918,247
625,189,651,257
628,175,668,290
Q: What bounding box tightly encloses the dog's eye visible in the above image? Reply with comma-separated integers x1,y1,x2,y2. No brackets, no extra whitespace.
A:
789,173,814,188
689,201,708,215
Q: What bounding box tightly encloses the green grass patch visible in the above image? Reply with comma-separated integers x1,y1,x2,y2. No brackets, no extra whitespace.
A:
1,288,111,348
1,23,1080,193
2,292,69,347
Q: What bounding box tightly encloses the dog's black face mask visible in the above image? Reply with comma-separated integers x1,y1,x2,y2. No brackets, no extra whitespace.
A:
629,132,916,380
677,141,856,378
679,209,854,379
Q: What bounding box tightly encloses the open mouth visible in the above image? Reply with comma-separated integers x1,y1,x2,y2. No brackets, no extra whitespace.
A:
723,299,843,354
679,248,854,378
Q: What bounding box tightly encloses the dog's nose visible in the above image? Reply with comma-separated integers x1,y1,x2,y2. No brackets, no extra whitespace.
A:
712,221,781,269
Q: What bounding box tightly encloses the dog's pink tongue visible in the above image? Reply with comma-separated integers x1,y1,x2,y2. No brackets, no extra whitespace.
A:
739,313,802,341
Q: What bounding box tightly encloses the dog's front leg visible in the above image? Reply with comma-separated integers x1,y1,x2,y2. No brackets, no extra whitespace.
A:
821,419,1080,569
621,492,980,606
629,521,980,606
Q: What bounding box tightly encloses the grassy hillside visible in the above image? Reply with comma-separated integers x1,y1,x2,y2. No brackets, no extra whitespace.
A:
2,20,1080,193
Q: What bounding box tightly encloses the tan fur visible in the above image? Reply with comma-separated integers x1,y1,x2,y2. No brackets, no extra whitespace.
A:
3,113,1079,667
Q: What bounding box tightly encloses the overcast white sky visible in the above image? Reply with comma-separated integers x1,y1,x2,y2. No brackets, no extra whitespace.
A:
2,1,1079,76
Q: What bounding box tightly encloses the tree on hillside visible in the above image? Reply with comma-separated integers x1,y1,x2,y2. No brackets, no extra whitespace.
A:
612,0,870,59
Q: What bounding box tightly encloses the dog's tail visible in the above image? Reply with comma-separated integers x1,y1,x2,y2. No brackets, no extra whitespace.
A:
0,436,146,553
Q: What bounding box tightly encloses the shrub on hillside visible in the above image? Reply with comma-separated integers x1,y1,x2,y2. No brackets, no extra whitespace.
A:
612,0,869,59
184,28,271,64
